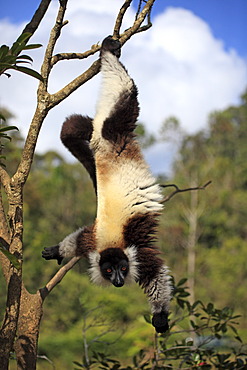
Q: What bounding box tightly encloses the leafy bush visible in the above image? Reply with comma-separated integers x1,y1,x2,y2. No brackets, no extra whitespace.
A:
73,278,247,369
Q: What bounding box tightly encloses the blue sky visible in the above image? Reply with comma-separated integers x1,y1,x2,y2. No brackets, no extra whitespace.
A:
151,0,247,58
1,0,247,58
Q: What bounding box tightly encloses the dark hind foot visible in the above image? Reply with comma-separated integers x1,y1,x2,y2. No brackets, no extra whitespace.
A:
101,36,121,58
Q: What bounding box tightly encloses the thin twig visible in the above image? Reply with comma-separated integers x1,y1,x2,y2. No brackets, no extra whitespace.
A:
119,0,156,44
161,181,212,203
113,0,132,38
51,44,100,66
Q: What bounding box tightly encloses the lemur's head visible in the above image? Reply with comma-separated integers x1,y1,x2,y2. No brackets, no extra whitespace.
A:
88,247,139,287
99,248,129,287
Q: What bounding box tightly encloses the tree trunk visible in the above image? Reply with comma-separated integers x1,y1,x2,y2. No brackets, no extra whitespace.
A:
14,287,43,370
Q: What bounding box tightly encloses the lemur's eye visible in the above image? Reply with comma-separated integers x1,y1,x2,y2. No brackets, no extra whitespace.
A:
121,266,127,271
106,268,112,273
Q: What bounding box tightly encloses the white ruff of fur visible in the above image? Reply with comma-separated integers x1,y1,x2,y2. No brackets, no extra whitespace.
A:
59,228,83,257
88,246,139,286
144,265,172,314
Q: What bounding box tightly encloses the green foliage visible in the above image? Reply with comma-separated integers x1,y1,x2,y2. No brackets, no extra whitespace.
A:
0,123,19,167
71,278,247,369
0,32,43,81
135,123,156,149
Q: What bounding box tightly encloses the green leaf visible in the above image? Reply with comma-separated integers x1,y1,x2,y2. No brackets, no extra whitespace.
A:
177,277,188,287
143,314,151,324
235,335,243,343
0,246,21,270
23,43,42,50
0,125,19,133
15,32,32,45
16,54,33,62
0,45,10,59
12,66,43,82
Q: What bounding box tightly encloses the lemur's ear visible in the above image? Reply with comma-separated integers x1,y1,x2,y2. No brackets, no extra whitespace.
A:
100,36,121,58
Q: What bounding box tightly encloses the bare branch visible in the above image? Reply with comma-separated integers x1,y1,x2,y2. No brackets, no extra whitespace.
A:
113,0,132,38
51,43,100,66
39,0,68,89
49,59,101,108
161,181,212,203
49,0,156,105
13,1,69,185
22,0,52,37
119,0,156,44
40,256,81,300
0,167,11,195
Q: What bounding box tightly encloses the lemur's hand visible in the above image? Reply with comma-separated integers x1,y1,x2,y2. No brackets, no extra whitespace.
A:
42,245,63,265
152,311,169,333
101,36,121,58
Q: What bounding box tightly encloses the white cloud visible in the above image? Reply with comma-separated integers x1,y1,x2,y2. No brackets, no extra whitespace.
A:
0,2,246,174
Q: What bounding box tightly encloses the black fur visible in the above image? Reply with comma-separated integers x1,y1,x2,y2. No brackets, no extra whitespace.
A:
100,36,121,58
152,312,169,333
42,245,63,265
61,115,97,191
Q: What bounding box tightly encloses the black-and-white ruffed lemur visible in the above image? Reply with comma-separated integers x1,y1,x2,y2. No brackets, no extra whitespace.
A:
42,36,172,333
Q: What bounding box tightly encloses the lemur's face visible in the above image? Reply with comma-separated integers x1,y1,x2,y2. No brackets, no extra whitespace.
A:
100,259,129,287
99,247,130,287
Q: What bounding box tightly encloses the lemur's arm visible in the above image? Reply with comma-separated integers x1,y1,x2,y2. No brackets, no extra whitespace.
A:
42,226,96,264
60,114,97,191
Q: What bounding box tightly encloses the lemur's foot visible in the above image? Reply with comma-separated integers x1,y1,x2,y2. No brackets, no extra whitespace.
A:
152,311,169,333
101,36,121,58
42,245,63,265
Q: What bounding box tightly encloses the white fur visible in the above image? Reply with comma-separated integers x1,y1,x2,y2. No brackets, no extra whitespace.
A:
91,51,133,144
124,246,139,284
87,250,110,286
59,228,83,257
88,246,139,286
95,158,163,249
144,265,172,314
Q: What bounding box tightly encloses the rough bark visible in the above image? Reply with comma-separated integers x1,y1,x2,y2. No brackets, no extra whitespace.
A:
14,288,43,370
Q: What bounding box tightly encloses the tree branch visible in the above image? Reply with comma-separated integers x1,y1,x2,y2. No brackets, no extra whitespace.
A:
0,166,11,195
49,59,101,108
48,0,156,106
161,181,212,203
40,256,81,300
50,0,155,68
12,1,69,186
113,0,132,38
119,0,156,44
21,0,52,38
51,43,100,66
39,0,68,90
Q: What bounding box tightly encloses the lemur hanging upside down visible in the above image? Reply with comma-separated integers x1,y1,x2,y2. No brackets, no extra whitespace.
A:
42,36,172,333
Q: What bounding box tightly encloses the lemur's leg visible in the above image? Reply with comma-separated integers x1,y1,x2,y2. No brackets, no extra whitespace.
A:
61,114,97,191
42,115,97,264
92,37,139,148
136,248,172,333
